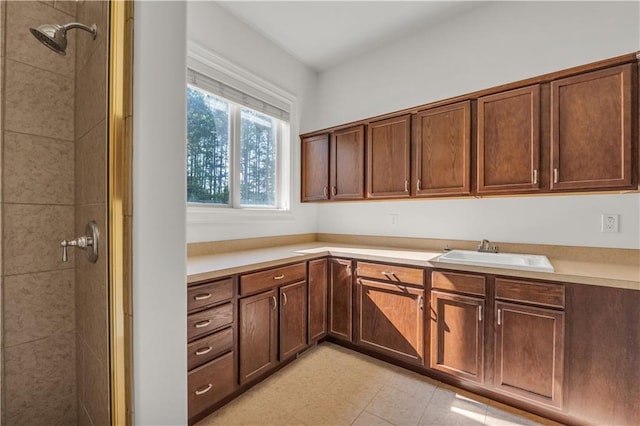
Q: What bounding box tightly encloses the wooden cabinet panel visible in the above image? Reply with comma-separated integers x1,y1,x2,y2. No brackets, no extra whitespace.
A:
494,302,564,408
188,352,235,419
308,258,328,342
279,281,308,360
187,278,233,313
366,115,411,198
187,302,233,341
330,125,365,200
551,64,634,190
565,283,640,425
301,133,330,201
240,263,306,296
356,261,423,286
430,291,484,383
431,271,485,296
413,101,471,196
187,326,233,371
495,278,564,308
478,85,541,193
328,258,353,341
357,279,424,365
239,289,278,384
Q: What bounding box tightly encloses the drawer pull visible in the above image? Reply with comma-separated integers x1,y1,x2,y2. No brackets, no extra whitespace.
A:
194,320,212,329
193,293,212,301
195,346,212,356
195,384,213,396
381,271,395,277
273,274,285,280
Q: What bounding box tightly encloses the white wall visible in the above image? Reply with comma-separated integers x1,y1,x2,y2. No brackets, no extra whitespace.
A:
133,1,187,424
314,1,640,249
186,1,318,243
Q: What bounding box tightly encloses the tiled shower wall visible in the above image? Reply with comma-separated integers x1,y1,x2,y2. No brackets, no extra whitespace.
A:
0,1,110,425
74,1,110,425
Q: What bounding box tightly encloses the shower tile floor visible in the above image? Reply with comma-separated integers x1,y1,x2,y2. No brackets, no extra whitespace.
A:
197,342,560,426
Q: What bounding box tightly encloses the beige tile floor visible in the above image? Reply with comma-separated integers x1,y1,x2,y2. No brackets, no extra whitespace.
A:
198,343,560,426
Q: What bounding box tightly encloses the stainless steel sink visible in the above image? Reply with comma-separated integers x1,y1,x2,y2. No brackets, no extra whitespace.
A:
435,250,554,272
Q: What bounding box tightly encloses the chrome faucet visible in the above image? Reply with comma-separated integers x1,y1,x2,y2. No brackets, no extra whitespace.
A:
478,239,499,253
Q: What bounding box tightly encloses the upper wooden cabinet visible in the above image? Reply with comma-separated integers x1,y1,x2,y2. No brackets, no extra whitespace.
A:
412,101,471,196
331,125,365,200
366,115,411,198
550,64,634,191
301,133,329,201
477,85,541,194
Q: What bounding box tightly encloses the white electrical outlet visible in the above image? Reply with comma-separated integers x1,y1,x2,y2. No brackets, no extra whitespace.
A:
601,214,619,233
390,214,399,225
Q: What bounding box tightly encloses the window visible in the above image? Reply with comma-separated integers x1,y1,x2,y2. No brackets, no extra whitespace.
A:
186,67,290,210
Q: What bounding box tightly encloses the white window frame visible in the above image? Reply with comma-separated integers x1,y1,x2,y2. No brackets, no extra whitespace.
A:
186,41,296,224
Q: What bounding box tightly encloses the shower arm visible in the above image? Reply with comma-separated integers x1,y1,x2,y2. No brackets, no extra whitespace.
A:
63,22,97,39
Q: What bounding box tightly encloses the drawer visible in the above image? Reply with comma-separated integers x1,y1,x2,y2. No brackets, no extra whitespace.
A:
495,278,565,308
357,262,424,286
240,263,306,296
432,271,485,296
187,302,233,341
188,351,235,419
187,278,233,312
188,326,233,371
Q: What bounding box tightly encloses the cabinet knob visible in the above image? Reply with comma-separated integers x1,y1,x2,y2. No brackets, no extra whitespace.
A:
195,384,213,396
195,346,212,356
193,293,212,301
194,320,212,329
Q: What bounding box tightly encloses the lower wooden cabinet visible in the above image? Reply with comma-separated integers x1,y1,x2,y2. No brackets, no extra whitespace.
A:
308,258,328,342
328,258,353,341
430,290,484,383
357,279,424,365
494,301,564,408
239,289,278,384
279,280,308,360
188,352,235,419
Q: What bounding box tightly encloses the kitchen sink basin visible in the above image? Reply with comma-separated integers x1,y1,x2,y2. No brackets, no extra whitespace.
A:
435,250,554,272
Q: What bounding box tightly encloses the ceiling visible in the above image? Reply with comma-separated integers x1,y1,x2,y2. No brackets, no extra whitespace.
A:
217,1,490,72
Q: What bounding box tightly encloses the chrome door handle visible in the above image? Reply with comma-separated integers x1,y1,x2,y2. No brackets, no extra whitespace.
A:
61,221,99,263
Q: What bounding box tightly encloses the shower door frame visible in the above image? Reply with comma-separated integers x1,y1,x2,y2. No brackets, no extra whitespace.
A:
108,1,133,425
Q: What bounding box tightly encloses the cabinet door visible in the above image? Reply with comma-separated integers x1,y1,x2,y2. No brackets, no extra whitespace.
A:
367,115,411,198
239,289,278,384
330,125,365,200
477,85,540,193
495,302,564,408
279,281,308,360
308,259,328,342
301,133,330,201
328,258,353,341
430,291,484,383
357,279,424,365
551,64,634,191
413,101,471,196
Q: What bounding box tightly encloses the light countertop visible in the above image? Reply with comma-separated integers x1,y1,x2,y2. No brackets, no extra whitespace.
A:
187,242,640,291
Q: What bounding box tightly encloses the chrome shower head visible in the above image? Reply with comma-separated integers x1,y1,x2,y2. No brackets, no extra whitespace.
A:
29,22,97,55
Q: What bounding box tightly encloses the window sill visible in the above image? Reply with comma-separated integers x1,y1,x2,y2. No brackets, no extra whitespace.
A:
187,205,294,225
